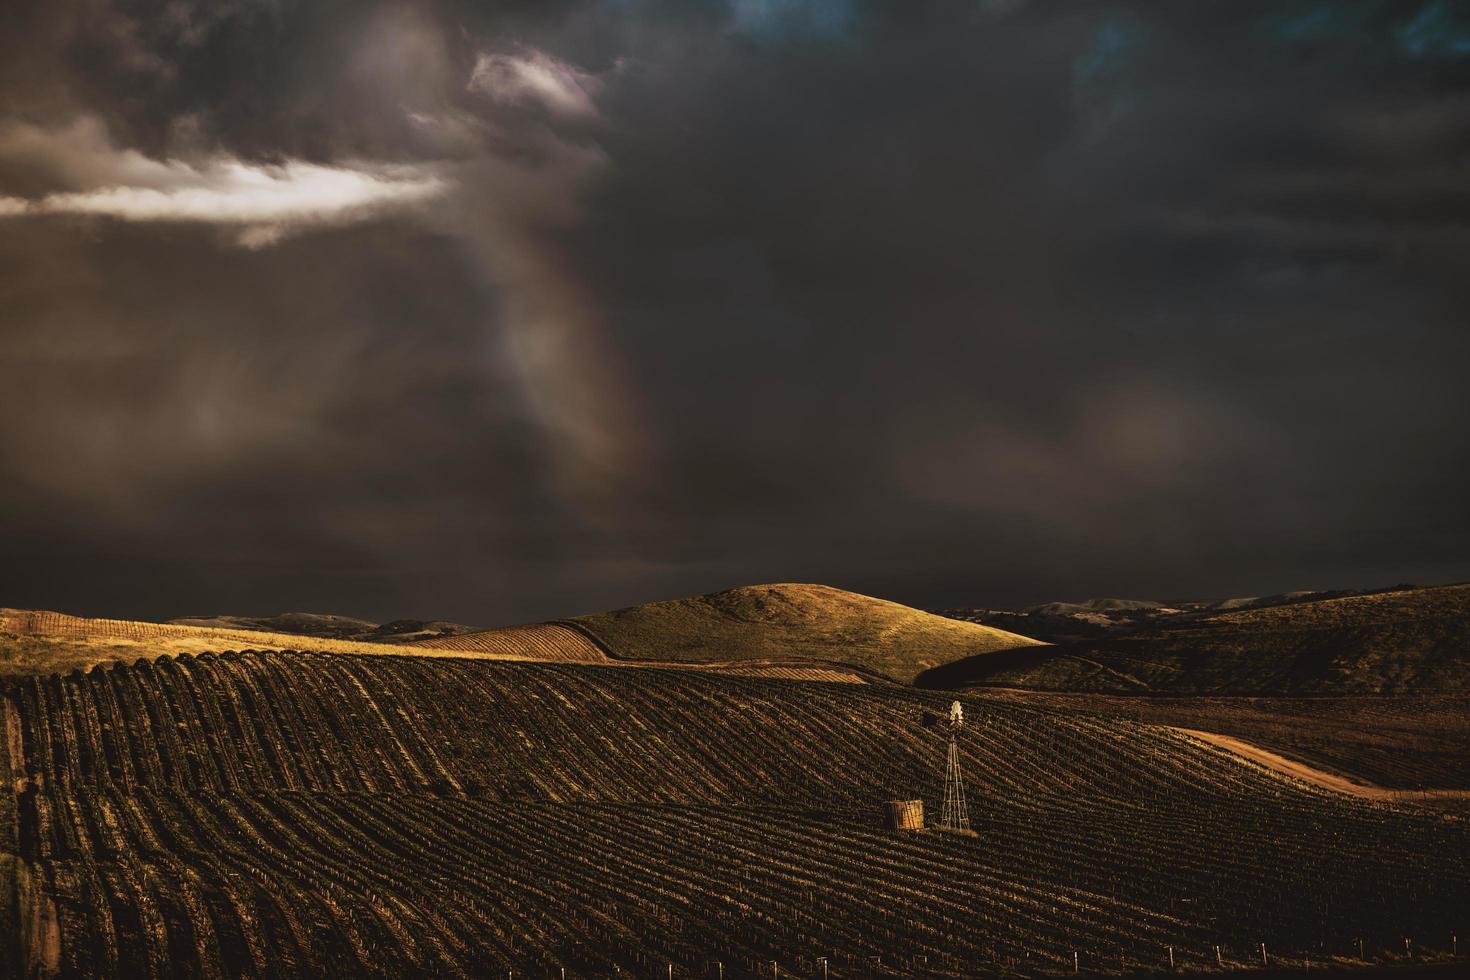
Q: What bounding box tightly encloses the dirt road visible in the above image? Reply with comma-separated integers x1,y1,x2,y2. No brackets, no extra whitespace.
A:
1173,727,1470,802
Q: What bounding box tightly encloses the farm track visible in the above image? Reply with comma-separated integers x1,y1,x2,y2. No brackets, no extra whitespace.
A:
1172,729,1470,802
3,650,1469,977
969,688,1470,790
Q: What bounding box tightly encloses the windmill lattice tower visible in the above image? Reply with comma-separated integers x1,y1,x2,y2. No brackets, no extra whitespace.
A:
939,701,971,831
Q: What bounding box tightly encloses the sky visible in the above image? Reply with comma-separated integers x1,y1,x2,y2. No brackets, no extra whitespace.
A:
2,0,1469,625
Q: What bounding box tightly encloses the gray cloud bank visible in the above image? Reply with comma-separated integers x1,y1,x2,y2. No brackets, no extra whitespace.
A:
2,0,1469,624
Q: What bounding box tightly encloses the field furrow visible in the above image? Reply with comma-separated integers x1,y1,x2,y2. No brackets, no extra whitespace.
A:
2,650,1467,977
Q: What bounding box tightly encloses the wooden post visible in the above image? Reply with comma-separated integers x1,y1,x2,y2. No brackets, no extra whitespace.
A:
1260,944,1268,968
771,961,778,980
1072,951,1079,975
1214,945,1222,967
1357,937,1363,960
1453,933,1458,957
668,965,673,980
1166,945,1174,970
1405,938,1412,959
818,957,828,980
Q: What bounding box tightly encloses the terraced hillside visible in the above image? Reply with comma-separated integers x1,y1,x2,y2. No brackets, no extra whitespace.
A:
3,651,1468,977
919,584,1470,694
572,584,1044,683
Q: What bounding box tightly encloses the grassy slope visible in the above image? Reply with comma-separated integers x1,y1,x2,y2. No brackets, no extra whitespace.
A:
919,584,1470,694
571,583,1044,683
0,608,514,681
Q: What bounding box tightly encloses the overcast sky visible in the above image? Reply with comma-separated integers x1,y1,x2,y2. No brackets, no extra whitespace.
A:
3,0,1469,625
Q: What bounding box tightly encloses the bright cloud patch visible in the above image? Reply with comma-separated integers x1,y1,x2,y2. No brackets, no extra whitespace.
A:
0,147,447,247
468,50,600,118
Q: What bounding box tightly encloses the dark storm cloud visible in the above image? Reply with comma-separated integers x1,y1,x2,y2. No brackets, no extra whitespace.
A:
2,0,1468,624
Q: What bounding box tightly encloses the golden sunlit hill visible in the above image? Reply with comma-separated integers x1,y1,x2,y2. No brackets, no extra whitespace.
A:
565,583,1045,683
919,583,1470,694
2,583,1013,687
0,609,518,680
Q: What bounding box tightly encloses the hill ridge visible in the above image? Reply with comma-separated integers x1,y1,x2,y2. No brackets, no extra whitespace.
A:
920,583,1470,694
567,582,1043,683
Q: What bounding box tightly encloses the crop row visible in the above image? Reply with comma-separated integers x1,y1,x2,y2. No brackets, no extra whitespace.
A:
8,651,1336,807
410,624,609,662
981,691,1470,790
5,652,1469,977
18,784,1470,978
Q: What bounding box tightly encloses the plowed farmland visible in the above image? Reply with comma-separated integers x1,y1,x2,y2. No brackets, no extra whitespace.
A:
3,651,1469,977
409,622,610,662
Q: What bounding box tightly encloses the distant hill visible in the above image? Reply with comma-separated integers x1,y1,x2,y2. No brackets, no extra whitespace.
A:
570,583,1044,683
1026,598,1168,615
169,612,480,644
933,584,1420,646
919,584,1470,694
934,600,1181,645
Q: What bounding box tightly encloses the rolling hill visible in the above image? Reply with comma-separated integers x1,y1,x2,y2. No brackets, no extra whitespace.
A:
918,584,1470,694
5,584,1042,687
3,649,1467,977
0,609,519,680
0,610,870,688
933,585,1419,645
567,583,1044,683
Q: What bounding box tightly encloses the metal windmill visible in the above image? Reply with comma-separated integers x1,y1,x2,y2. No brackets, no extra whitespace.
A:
937,700,971,831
